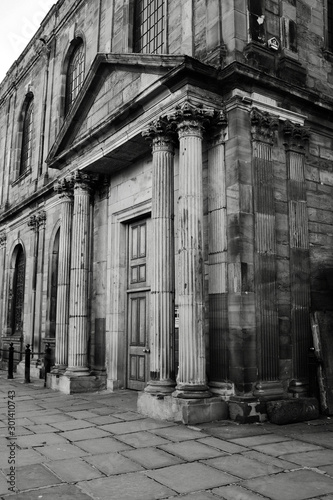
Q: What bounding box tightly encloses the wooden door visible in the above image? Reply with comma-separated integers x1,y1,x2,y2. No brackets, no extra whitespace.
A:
127,219,150,390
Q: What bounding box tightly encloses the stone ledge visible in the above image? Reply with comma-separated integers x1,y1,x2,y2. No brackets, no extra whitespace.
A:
137,392,228,425
266,397,319,425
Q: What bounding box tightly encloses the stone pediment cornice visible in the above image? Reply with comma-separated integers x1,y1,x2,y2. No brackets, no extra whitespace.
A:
46,53,218,169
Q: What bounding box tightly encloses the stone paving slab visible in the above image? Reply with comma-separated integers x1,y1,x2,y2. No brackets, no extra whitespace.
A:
59,426,110,442
79,472,175,500
7,484,94,499
83,451,145,475
202,454,284,479
293,432,333,449
159,440,226,461
15,432,69,448
200,423,271,440
242,469,333,500
83,414,122,425
149,425,205,442
74,436,132,454
24,423,60,434
121,447,185,469
45,457,104,481
212,484,270,499
166,493,219,500
229,433,292,447
49,418,96,431
35,442,89,460
252,440,324,457
146,462,240,494
282,449,333,467
14,464,62,492
115,430,170,448
197,436,248,454
25,413,75,424
241,450,297,470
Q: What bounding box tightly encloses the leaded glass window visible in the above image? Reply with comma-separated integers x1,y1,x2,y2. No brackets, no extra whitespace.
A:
20,97,34,176
65,40,85,114
134,0,165,54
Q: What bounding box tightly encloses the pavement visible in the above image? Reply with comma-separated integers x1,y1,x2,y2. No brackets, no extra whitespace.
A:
1,373,333,500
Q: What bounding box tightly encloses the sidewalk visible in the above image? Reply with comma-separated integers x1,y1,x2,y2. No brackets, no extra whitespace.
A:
1,372,333,500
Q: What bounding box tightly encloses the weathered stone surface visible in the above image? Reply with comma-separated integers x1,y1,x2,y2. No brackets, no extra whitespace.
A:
266,398,319,425
228,397,267,423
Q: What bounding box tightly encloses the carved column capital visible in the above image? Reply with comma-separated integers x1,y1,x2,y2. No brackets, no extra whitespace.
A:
54,177,74,200
142,118,176,152
28,211,47,231
168,99,215,139
0,232,7,248
283,120,310,152
250,108,279,144
71,171,95,194
208,109,228,146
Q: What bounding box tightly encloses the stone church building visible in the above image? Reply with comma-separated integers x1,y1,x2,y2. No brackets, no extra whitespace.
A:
0,0,333,423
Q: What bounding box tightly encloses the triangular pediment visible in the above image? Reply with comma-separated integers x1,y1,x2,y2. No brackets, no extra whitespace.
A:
46,53,189,169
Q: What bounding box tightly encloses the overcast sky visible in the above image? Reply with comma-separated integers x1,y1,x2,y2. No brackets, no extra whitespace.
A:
0,0,55,83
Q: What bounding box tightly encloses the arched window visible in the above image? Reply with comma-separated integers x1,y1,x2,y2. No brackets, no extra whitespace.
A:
65,39,85,114
8,246,26,336
20,96,34,176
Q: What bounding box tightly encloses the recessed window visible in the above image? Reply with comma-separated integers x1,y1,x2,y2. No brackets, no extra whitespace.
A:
65,39,85,114
248,0,265,43
328,0,333,51
134,0,165,54
20,96,34,176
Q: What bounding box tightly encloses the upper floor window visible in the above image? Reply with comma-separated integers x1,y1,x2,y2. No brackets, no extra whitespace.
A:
134,0,165,54
328,0,333,52
20,95,34,176
248,0,265,43
65,39,85,114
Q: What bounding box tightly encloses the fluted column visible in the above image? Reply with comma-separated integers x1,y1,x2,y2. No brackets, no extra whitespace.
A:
65,172,92,375
143,119,176,394
54,178,73,369
284,121,311,397
171,101,213,399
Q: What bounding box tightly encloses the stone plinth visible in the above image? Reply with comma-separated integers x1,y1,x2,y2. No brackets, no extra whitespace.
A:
228,396,267,423
138,392,228,425
267,398,319,425
47,372,105,395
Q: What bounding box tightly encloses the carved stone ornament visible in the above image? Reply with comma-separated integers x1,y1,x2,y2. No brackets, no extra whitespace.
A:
168,99,215,138
28,211,47,231
142,117,176,151
0,232,7,248
54,176,74,199
250,107,279,144
283,119,310,152
207,109,228,145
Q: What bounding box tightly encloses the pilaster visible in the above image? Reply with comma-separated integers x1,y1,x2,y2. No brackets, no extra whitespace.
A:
142,118,176,394
283,120,311,397
250,108,284,400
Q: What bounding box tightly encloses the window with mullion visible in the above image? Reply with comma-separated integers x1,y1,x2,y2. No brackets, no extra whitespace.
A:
134,0,165,54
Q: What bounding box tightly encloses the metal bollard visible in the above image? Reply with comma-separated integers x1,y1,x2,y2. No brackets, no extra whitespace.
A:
25,344,31,383
44,343,52,388
7,343,14,380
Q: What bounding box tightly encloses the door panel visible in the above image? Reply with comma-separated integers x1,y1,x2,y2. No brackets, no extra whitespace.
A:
127,219,150,390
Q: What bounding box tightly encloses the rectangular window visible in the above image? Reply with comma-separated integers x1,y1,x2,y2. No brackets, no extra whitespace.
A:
328,0,333,51
248,0,265,43
134,0,165,54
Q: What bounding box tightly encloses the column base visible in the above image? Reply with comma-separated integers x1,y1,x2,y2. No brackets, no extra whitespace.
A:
209,381,235,399
138,392,228,425
228,395,267,423
253,380,285,401
144,379,176,395
289,378,308,398
46,371,106,395
17,359,43,379
172,383,212,399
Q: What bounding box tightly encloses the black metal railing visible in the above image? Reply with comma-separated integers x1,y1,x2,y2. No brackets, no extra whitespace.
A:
0,343,52,386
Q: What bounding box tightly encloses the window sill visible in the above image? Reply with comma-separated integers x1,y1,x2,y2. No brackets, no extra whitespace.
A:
11,168,32,187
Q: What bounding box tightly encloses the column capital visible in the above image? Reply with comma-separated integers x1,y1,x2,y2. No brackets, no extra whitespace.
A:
169,99,215,139
283,119,310,152
54,176,74,200
72,171,96,194
142,117,176,152
250,108,279,144
28,211,47,232
207,109,228,146
0,232,7,248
